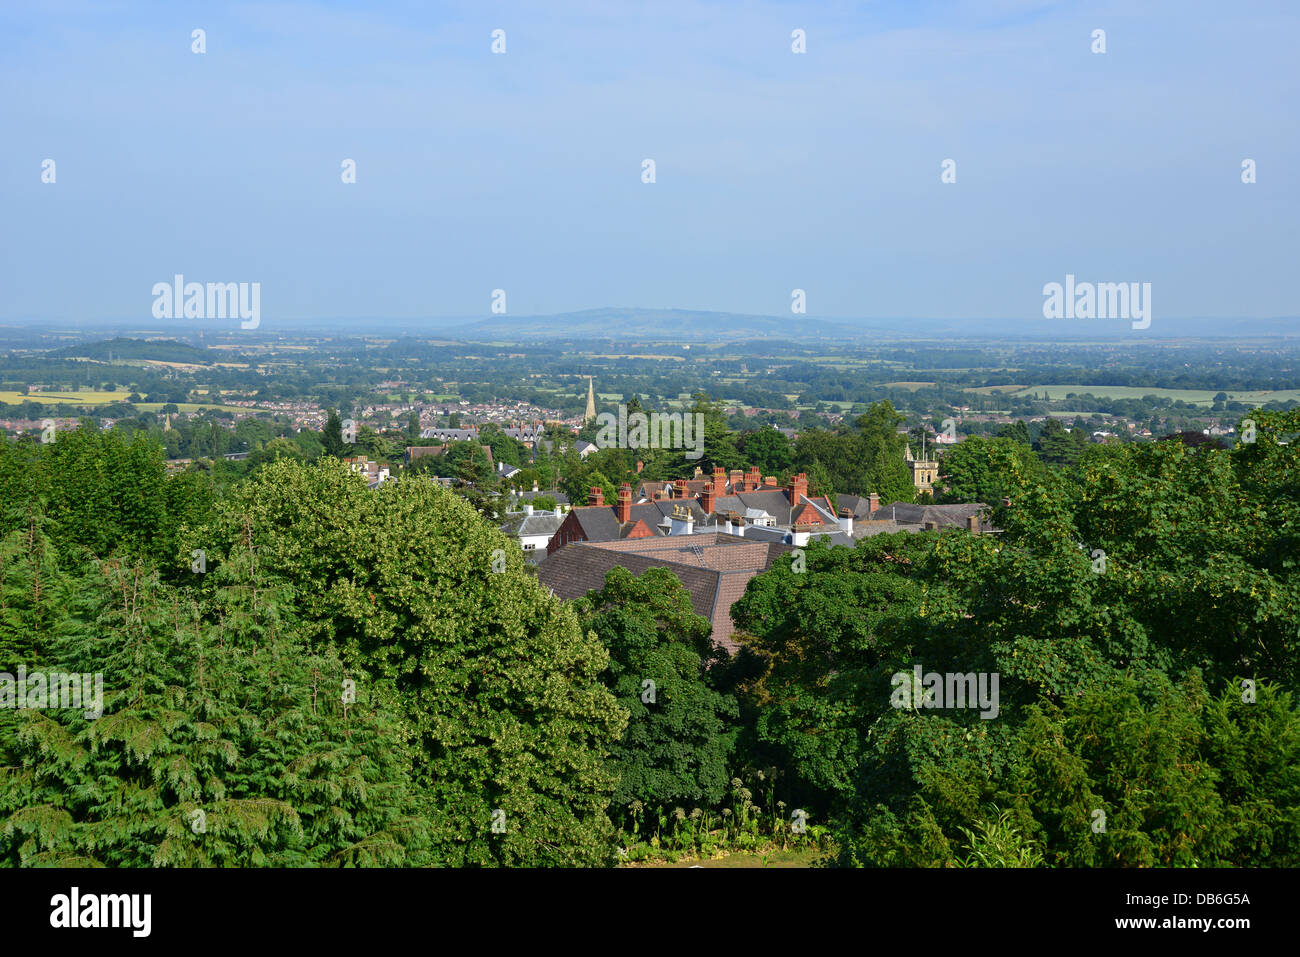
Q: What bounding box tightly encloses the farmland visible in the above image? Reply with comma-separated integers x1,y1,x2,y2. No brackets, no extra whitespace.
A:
0,389,135,406
1013,385,1300,406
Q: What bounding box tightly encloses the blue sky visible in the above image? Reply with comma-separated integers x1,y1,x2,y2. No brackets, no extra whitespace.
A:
1,0,1296,325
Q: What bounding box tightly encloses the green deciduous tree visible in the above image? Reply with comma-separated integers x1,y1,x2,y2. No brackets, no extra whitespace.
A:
191,459,628,865
935,436,1043,505
575,566,737,809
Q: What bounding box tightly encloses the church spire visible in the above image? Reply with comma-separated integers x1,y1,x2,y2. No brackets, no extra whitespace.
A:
584,376,596,422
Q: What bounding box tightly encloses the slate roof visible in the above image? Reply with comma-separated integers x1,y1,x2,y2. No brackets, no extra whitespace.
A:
634,478,714,500
500,510,565,539
706,490,838,526
538,532,794,654
807,530,856,548
836,494,878,520
562,499,712,546
852,520,912,538
420,427,479,441
873,502,989,528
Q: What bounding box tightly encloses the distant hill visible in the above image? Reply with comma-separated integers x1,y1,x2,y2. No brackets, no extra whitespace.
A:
17,312,1300,343
49,337,217,363
420,307,863,341
287,310,1300,341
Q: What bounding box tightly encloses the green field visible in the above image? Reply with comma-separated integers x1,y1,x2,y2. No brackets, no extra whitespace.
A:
1014,385,1300,406
0,390,254,415
0,389,135,406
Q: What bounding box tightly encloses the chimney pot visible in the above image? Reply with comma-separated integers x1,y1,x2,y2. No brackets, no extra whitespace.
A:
701,482,717,514
788,471,809,506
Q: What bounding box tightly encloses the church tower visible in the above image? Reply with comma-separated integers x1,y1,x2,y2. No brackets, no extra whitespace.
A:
905,435,938,492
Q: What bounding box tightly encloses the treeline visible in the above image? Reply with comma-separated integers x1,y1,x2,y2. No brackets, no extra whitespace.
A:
721,407,1300,865
3,408,1299,867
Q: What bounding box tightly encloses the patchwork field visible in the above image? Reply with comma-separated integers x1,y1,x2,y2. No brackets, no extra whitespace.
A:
1013,385,1300,406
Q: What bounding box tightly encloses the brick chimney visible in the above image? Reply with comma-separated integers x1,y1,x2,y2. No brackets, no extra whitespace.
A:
764,476,777,487
701,480,717,514
729,469,743,492
967,513,981,535
589,486,604,507
747,466,762,491
712,466,727,499
788,472,808,506
617,483,632,523
868,492,879,515
673,478,688,499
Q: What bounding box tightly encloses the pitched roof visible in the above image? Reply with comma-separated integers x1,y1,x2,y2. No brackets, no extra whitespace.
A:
836,493,877,519
563,499,712,545
420,427,479,441
708,490,837,526
500,511,565,538
875,502,988,528
538,532,793,654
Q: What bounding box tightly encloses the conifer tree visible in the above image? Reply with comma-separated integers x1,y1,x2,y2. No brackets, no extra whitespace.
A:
1,533,429,867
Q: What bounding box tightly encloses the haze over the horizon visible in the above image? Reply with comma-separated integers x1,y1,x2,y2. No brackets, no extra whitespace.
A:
2,0,1296,325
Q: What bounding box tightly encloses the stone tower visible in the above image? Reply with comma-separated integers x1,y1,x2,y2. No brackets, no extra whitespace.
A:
584,376,597,422
905,437,938,492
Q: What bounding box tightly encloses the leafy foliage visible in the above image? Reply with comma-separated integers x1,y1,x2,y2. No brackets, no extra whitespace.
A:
575,567,737,808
